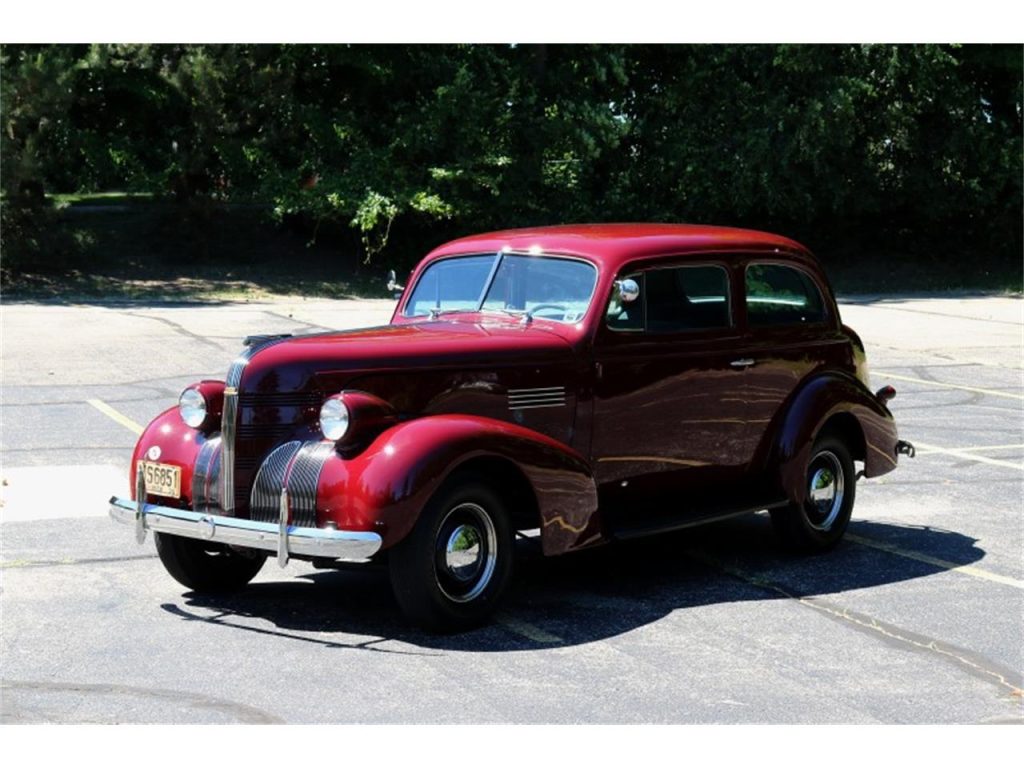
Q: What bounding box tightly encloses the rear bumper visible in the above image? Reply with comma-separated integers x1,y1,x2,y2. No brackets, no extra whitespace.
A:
109,496,382,563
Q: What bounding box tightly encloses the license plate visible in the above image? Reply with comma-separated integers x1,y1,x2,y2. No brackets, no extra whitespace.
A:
140,461,181,499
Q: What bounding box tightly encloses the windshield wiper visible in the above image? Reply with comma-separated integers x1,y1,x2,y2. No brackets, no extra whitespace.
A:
428,307,474,320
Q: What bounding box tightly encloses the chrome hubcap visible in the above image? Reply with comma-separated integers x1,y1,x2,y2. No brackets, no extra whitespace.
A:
445,524,483,581
436,502,497,603
806,450,844,531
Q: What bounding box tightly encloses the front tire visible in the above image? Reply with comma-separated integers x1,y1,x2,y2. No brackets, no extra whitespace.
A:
155,532,266,592
771,434,856,553
389,478,514,632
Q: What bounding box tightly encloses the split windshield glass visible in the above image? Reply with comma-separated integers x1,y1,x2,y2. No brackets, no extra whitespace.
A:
404,252,598,325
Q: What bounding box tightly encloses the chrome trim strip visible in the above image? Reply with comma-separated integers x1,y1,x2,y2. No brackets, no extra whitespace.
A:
508,386,565,394
278,488,290,567
220,381,240,516
508,402,567,410
110,496,382,562
135,464,147,544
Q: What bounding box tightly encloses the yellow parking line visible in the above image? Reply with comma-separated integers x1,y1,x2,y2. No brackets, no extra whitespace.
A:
87,399,144,436
495,614,563,644
847,534,1024,591
872,371,1024,401
911,441,1024,471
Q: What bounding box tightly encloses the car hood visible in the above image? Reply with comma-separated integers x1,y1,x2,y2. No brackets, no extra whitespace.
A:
237,320,576,392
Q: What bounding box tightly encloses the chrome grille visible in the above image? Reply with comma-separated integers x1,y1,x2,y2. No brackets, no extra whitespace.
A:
219,336,297,517
507,386,567,410
191,435,222,514
237,424,300,440
287,442,336,528
237,392,321,441
250,441,302,523
249,440,334,528
238,392,322,409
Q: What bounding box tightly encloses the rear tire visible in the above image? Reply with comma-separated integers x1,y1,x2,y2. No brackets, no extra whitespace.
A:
771,434,855,553
155,532,266,592
389,477,514,632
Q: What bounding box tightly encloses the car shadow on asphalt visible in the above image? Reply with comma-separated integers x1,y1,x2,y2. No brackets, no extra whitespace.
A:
162,515,988,653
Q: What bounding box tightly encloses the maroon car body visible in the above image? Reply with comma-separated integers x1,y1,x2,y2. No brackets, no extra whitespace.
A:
111,224,908,630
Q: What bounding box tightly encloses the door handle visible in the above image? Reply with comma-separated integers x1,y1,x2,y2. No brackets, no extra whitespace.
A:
730,358,756,368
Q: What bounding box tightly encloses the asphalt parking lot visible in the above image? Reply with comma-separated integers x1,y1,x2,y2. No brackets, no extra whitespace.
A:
1,293,1022,724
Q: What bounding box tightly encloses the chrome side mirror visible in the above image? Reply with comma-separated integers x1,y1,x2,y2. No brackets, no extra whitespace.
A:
615,278,640,303
386,269,405,298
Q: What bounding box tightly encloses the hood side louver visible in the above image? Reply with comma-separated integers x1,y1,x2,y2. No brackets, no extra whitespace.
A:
507,386,566,411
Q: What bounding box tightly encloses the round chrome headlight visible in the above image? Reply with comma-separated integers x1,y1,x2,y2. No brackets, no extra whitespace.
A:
319,398,350,441
179,387,207,428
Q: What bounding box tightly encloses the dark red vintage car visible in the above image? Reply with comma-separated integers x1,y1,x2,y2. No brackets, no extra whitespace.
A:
111,224,913,630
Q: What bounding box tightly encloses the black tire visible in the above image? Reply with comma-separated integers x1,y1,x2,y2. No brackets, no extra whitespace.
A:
771,434,856,553
389,477,514,632
155,532,266,592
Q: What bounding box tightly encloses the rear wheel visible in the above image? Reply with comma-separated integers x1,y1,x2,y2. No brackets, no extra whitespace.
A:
155,532,266,592
389,478,514,632
771,435,855,552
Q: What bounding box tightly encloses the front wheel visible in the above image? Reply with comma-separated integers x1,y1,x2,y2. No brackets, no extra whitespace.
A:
155,532,266,592
771,435,856,553
389,478,514,632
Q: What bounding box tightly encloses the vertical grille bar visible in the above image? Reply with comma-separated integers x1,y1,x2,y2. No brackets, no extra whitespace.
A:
219,336,294,519
220,385,240,516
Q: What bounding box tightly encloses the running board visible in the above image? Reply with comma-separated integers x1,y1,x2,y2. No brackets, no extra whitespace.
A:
611,500,789,541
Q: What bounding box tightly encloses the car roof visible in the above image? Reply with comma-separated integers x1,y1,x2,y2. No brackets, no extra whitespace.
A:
425,223,810,273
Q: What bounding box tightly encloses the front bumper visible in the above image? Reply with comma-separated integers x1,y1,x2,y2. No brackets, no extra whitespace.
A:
109,496,382,565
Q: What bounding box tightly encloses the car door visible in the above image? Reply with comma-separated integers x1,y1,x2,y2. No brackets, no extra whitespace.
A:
590,259,762,526
731,260,849,475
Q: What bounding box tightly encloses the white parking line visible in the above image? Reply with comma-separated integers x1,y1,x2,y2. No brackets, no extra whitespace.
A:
872,371,1024,401
913,443,1024,455
911,441,1024,471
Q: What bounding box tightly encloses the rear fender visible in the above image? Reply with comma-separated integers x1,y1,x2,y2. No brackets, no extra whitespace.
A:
316,414,601,555
775,372,899,505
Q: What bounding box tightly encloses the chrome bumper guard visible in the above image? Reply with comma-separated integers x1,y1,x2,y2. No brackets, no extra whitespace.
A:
108,496,382,563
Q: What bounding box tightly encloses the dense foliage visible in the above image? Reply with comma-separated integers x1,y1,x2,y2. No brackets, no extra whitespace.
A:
2,44,1020,273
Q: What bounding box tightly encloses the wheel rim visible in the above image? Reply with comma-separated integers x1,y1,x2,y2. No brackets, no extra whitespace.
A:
435,502,498,603
805,450,845,531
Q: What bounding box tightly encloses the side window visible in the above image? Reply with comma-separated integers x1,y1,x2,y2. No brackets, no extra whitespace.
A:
745,263,825,326
607,265,731,333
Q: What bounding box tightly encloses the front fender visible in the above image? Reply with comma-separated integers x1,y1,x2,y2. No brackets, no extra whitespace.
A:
775,372,900,505
316,414,601,555
129,407,207,507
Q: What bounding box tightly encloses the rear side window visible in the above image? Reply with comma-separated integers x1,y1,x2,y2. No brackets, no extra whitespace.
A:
745,264,825,326
607,264,731,333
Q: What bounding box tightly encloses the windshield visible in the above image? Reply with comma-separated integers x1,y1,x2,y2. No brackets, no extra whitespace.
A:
403,253,598,324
